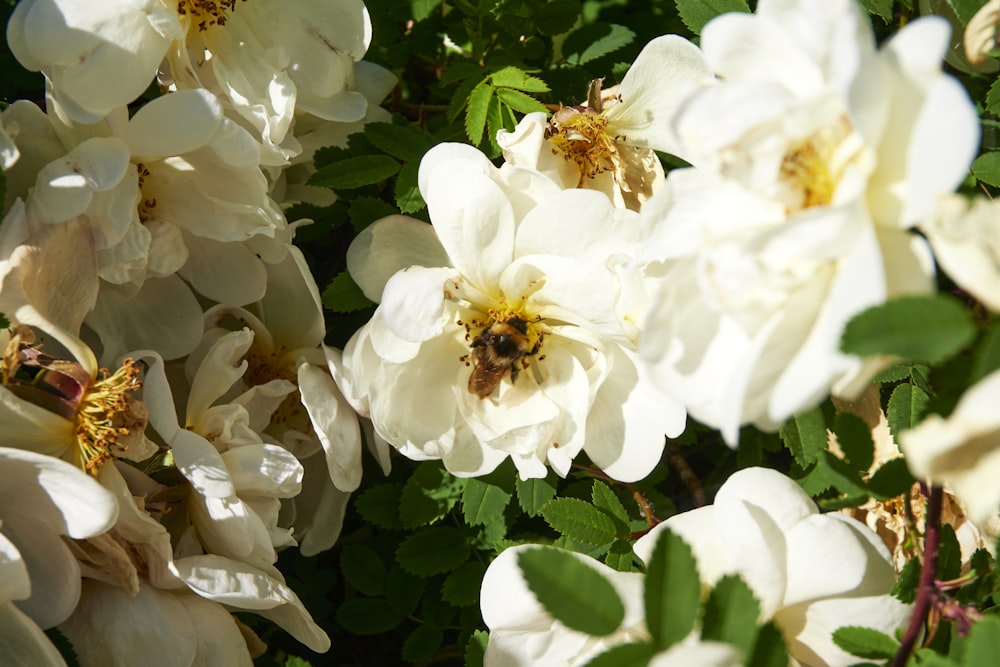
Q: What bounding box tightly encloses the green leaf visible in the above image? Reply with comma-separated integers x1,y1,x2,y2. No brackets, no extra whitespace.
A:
465,79,493,145
465,630,489,667
675,0,751,35
592,481,630,536
309,154,401,188
563,23,636,66
643,527,701,650
442,561,488,607
987,77,1000,118
448,74,483,123
364,122,434,161
973,325,1000,382
335,598,403,635
604,539,636,572
867,458,914,500
516,473,557,516
490,66,550,93
411,0,444,21
937,523,961,582
893,557,920,604
0,312,8,329
952,0,984,24
537,0,582,36
701,574,761,654
394,160,425,214
462,476,513,527
399,462,465,528
583,642,658,667
340,544,386,596
44,627,80,667
402,626,443,663
284,657,313,667
440,62,484,86
484,94,505,157
858,0,893,22
831,626,899,660
495,87,548,114
355,484,405,530
747,621,789,667
517,547,626,636
348,196,399,234
841,295,975,364
321,271,374,314
833,412,874,472
386,566,426,616
396,526,471,577
966,616,1000,667
540,497,618,546
886,383,929,439
779,405,828,468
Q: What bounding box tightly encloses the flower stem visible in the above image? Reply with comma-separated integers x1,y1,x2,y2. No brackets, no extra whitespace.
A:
892,483,943,667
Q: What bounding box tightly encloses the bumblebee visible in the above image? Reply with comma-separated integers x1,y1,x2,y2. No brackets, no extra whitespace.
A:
467,316,539,399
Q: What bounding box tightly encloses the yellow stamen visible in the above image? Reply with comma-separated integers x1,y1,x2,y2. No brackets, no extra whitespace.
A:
177,0,245,31
75,359,142,475
546,108,619,184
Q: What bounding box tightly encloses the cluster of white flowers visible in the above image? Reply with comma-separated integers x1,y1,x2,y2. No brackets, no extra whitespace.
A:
4,0,1000,664
0,0,392,662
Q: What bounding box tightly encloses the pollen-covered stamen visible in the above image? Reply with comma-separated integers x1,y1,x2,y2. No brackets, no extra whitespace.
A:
135,163,158,224
177,0,246,31
779,116,859,213
546,107,619,184
75,358,142,475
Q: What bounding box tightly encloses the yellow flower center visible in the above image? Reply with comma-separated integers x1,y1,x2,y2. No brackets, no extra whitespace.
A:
75,359,142,475
546,107,619,185
177,0,245,31
457,297,547,398
243,344,310,432
778,117,857,213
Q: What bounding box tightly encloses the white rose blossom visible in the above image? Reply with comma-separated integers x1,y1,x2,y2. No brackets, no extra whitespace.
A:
634,467,911,667
1,88,288,361
900,368,1000,524
8,0,374,165
335,143,685,481
636,0,979,444
498,35,712,211
0,447,118,667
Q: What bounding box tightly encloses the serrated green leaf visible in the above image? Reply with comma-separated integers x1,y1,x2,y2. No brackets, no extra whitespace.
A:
563,22,636,66
952,0,984,24
833,412,874,472
858,0,893,22
516,474,557,516
973,326,1000,382
442,561,488,607
364,122,435,161
312,145,351,169
779,405,828,468
518,547,626,636
45,627,80,667
644,527,701,650
592,481,630,536
841,295,975,364
537,0,582,36
465,80,493,145
484,94,504,158
831,626,899,660
386,565,426,616
462,476,513,526
394,160,425,214
886,383,929,439
987,78,1000,118
893,557,920,603
400,462,465,528
490,66,550,93
335,598,403,635
937,523,961,582
747,621,789,667
340,544,386,596
309,154,401,188
396,526,470,577
348,196,399,234
495,87,548,114
448,75,483,123
321,271,374,313
604,539,635,572
583,642,658,667
818,451,868,499
465,630,488,667
402,625,444,664
355,483,404,530
411,0,444,21
675,0,751,35
871,363,913,383
540,497,617,545
867,458,914,500
966,615,1000,667
701,574,761,654
973,152,1000,187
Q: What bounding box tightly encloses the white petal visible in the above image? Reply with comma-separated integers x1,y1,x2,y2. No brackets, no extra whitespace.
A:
0,602,66,667
179,238,267,306
221,444,302,498
122,89,223,159
347,214,450,303
298,362,362,492
378,266,454,343
170,428,235,499
258,245,324,350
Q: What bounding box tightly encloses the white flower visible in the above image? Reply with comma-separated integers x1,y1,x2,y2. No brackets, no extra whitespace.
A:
498,35,712,211
2,88,289,361
634,467,911,667
919,194,1000,312
636,0,978,443
337,143,685,481
900,368,1000,524
0,447,118,666
0,116,19,171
